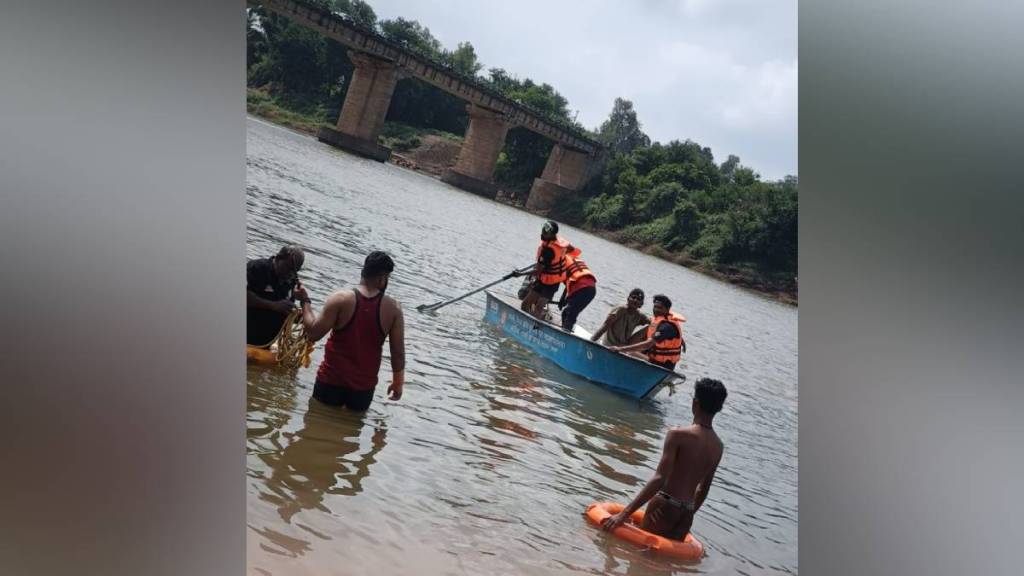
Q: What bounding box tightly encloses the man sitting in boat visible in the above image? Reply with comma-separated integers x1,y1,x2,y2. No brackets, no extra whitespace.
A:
555,253,597,333
607,294,686,370
292,251,406,412
247,245,304,346
589,288,650,346
601,378,727,540
520,220,580,321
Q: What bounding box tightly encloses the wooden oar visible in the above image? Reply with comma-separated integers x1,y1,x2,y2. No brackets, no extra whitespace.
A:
416,263,535,313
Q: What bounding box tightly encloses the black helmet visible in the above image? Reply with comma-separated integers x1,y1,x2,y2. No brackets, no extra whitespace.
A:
542,220,559,236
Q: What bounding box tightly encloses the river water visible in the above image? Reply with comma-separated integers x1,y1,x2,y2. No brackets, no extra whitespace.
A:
246,117,797,576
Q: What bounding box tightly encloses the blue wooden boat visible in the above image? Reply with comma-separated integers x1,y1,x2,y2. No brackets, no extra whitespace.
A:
483,291,682,401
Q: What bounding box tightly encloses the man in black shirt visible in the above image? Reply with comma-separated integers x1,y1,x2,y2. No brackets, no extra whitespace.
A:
247,245,305,346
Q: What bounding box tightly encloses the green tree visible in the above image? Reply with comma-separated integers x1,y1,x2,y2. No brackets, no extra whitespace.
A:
246,9,268,69
597,98,650,156
250,18,330,104
613,167,642,227
379,17,442,57
492,73,575,192
627,144,662,176
639,181,685,220
646,163,687,186
720,154,741,181
374,19,472,133
583,194,626,229
329,0,377,29
485,67,519,94
670,199,702,246
441,42,483,76
385,79,468,134
734,166,758,186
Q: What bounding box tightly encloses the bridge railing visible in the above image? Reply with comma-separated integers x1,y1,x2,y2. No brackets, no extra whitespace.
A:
250,0,603,153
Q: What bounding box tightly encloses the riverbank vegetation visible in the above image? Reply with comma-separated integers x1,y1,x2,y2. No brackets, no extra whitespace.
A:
246,1,797,302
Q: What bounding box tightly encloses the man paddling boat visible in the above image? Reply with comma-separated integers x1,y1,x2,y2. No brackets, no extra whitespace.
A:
520,220,580,321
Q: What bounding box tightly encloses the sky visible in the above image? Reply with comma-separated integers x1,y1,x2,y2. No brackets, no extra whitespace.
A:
368,0,797,180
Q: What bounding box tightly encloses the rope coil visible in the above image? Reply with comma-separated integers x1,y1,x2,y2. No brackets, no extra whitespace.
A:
249,308,314,368
274,308,314,368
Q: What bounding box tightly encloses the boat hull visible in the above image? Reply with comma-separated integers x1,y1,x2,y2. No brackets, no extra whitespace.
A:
484,292,676,400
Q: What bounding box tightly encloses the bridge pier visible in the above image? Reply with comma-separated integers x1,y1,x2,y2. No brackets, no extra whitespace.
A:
441,104,511,198
317,51,398,162
526,144,592,213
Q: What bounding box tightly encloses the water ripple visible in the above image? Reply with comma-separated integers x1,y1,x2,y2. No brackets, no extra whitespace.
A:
246,117,797,576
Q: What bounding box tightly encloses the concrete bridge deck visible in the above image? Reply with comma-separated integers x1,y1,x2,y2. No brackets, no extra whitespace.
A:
253,0,600,154
250,0,603,210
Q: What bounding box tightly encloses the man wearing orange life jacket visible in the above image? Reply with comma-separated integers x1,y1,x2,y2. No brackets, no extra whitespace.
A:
555,253,597,333
607,294,686,370
519,220,580,320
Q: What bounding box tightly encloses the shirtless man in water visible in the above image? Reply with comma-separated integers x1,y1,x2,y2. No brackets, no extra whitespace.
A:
601,378,727,540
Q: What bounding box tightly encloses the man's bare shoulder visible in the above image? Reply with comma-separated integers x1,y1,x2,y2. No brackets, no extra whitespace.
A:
701,428,725,457
328,289,355,304
382,294,403,311
666,426,701,443
712,430,725,450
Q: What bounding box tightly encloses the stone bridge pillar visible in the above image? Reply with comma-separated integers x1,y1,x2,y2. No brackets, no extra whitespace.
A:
525,144,594,213
441,104,511,198
317,51,398,162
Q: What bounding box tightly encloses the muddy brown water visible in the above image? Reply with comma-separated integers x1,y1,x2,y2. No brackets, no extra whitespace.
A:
247,117,797,575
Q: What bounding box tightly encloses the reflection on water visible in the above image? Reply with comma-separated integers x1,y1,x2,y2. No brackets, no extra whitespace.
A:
261,401,388,523
246,117,797,575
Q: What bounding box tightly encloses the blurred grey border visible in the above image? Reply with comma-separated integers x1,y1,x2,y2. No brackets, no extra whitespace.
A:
2,0,1023,575
800,0,1024,574
0,1,244,575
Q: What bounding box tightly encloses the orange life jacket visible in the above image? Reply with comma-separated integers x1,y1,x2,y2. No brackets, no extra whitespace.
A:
563,254,595,288
646,312,686,366
536,236,579,285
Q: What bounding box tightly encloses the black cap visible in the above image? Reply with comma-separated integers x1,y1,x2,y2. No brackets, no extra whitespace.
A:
653,294,672,309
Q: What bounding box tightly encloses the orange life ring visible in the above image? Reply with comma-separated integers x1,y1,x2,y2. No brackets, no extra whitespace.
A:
585,501,704,561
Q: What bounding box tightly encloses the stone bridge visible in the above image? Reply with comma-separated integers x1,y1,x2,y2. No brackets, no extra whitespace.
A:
251,0,604,212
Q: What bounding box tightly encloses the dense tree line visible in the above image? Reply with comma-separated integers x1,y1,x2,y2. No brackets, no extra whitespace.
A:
246,1,797,288
568,97,797,282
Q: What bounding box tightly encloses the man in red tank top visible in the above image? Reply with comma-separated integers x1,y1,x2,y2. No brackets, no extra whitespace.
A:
293,251,406,412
